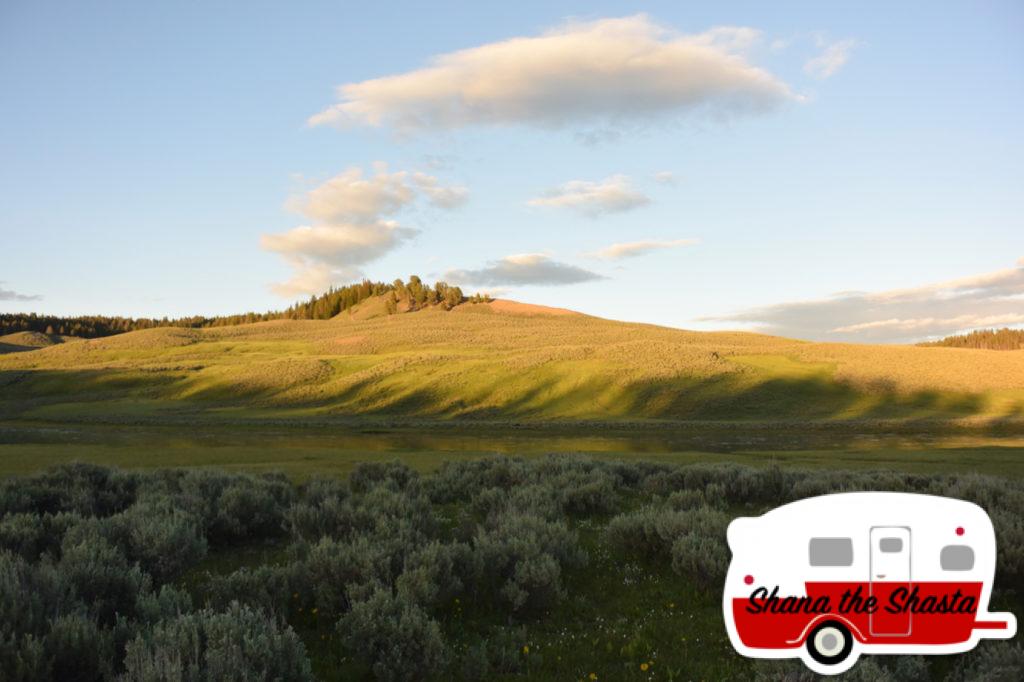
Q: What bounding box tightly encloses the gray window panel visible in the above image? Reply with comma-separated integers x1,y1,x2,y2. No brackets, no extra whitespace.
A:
879,537,903,553
809,538,854,567
941,545,975,571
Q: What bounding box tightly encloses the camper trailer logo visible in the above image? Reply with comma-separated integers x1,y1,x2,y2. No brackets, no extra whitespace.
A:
723,492,1017,675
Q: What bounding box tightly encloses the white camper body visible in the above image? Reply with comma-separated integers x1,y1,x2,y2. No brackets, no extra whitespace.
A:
724,492,1016,675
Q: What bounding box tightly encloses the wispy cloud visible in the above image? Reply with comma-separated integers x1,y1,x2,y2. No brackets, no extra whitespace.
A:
704,257,1024,343
804,37,856,79
446,253,604,287
310,15,797,134
586,238,699,261
528,175,650,217
0,283,42,302
261,165,466,297
652,171,677,186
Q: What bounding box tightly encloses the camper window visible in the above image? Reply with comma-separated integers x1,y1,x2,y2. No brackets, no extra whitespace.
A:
809,538,853,567
879,537,903,553
940,545,974,571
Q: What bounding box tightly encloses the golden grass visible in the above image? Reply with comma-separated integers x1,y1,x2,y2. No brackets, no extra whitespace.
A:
2,298,1023,424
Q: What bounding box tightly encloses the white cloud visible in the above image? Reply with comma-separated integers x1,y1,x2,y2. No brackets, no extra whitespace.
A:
262,165,465,297
261,222,416,269
653,171,677,185
446,253,604,287
705,258,1024,343
268,263,351,299
586,238,699,261
804,38,856,79
309,15,797,134
410,172,469,209
528,175,650,217
0,283,41,301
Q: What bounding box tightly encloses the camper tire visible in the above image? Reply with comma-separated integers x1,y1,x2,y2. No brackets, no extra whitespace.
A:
806,621,853,667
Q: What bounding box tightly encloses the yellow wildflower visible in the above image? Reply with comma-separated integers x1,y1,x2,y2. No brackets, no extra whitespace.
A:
522,645,529,654
640,662,649,671
589,674,598,681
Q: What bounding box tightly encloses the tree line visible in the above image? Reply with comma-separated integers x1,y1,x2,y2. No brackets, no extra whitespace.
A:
920,328,1024,351
0,277,490,339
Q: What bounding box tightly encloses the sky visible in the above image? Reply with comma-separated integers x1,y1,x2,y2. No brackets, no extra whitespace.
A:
1,0,1022,343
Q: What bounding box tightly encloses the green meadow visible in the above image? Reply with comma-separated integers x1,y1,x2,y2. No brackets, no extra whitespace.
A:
2,301,1023,680
2,297,1023,478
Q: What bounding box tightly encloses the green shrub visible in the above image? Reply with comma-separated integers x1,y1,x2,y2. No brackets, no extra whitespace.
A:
473,511,585,612
349,460,419,494
204,565,296,618
120,501,207,583
286,477,353,541
337,588,447,682
0,633,49,682
303,535,394,617
44,613,116,682
396,541,472,610
953,641,1024,681
0,463,136,517
671,533,728,589
121,602,313,682
607,505,730,561
0,550,64,639
0,512,80,561
57,538,151,626
458,626,527,680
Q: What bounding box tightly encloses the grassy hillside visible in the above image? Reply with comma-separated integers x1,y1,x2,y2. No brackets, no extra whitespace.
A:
2,297,1023,428
0,331,80,355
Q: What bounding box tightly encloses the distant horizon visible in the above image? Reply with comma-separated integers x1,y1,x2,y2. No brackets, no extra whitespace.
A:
3,273,1021,347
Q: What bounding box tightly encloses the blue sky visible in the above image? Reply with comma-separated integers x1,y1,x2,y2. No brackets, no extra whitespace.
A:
1,1,1022,343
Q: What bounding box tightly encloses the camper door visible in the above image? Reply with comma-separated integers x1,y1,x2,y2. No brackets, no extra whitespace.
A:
869,526,912,636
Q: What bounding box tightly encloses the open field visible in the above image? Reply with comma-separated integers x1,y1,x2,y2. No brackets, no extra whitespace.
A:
2,302,1022,680
2,421,1024,479
2,299,1024,430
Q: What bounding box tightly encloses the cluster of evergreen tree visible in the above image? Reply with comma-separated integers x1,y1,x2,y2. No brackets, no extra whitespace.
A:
920,327,1024,351
0,277,489,339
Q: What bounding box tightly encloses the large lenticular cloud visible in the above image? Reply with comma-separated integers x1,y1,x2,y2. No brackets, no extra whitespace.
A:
309,15,797,134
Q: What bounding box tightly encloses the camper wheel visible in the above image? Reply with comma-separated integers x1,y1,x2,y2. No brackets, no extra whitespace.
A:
806,621,853,667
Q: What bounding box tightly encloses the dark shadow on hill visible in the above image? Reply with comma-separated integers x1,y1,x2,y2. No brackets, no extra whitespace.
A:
0,368,1020,434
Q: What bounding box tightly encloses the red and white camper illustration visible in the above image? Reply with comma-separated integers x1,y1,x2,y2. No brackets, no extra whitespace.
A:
724,492,1017,675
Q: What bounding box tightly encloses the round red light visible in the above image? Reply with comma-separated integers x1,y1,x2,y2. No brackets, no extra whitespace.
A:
744,575,754,585
956,527,964,536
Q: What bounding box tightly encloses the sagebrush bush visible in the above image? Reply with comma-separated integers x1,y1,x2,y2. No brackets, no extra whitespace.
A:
0,462,137,517
396,540,473,609
120,501,207,583
44,613,117,682
302,535,395,617
671,533,729,588
286,477,353,541
473,510,586,612
337,588,447,682
2,457,1022,680
952,641,1024,681
607,502,731,591
57,537,151,626
0,511,80,561
204,564,296,618
121,602,314,682
349,460,420,494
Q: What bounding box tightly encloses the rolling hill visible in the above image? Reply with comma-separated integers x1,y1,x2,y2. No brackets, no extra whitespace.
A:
2,296,1023,429
0,331,81,355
